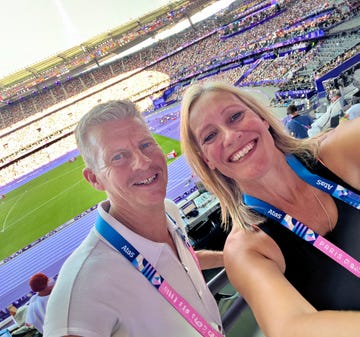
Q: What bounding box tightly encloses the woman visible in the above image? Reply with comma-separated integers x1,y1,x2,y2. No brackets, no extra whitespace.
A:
180,81,360,337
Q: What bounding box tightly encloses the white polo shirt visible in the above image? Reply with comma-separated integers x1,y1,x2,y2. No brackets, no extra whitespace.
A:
44,199,222,337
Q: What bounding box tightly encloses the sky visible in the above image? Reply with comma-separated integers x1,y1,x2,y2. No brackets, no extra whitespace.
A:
0,0,233,79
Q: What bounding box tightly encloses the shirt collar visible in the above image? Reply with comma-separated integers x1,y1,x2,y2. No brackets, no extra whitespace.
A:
96,200,179,266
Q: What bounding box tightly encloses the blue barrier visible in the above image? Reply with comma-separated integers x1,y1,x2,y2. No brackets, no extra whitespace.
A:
315,53,360,93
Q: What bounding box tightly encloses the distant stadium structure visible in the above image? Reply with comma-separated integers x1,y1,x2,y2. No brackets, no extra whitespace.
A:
1,0,360,328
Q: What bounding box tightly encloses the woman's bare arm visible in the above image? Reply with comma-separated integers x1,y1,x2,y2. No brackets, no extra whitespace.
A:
224,226,360,337
319,118,360,189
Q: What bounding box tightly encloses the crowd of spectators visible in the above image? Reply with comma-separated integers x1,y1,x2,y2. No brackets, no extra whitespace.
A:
0,0,343,128
1,0,360,322
0,0,215,102
0,0,359,186
221,2,281,37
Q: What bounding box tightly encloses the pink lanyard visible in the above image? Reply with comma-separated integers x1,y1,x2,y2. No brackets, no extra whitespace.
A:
96,214,225,337
243,155,360,278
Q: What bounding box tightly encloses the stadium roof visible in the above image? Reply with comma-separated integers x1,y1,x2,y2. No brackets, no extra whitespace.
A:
0,0,217,93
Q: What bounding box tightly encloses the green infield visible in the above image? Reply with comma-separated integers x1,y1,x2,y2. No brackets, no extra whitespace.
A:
0,134,181,261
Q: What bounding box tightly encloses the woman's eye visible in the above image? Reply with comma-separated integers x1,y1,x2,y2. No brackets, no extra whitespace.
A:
230,112,242,122
203,132,216,144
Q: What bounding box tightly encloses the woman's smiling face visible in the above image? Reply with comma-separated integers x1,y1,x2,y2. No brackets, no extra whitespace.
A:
189,90,276,183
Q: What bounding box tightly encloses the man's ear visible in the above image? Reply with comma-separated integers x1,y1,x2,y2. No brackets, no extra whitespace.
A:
83,168,105,191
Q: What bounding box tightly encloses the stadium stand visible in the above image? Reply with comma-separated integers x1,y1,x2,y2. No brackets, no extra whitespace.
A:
1,0,359,334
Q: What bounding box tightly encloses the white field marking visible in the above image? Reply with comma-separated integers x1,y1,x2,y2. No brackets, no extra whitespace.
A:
1,191,28,232
2,165,83,233
3,179,83,232
30,163,82,192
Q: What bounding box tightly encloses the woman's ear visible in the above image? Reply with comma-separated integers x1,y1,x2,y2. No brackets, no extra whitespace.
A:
83,168,105,191
263,119,270,129
202,155,216,170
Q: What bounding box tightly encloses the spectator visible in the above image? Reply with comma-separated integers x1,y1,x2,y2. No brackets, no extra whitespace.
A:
308,90,343,136
25,273,54,335
285,104,313,138
12,305,28,328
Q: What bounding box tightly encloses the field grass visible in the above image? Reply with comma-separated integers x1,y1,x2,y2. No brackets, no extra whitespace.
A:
0,133,181,261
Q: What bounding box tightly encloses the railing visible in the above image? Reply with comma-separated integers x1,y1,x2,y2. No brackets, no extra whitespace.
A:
207,268,249,334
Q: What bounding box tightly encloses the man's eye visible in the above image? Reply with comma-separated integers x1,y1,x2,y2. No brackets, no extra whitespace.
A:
112,153,124,162
142,142,151,149
141,142,154,151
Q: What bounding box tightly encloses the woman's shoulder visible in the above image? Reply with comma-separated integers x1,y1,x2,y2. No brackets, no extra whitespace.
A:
224,226,285,273
320,118,360,150
319,119,360,188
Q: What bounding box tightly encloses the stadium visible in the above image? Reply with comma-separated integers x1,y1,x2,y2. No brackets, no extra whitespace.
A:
0,0,359,335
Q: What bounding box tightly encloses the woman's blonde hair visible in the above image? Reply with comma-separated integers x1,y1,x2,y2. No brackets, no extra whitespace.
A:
180,81,319,230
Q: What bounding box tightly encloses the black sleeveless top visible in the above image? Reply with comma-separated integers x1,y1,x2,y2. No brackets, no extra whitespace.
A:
259,158,360,310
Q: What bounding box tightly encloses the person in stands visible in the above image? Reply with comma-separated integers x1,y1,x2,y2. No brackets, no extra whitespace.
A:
180,81,360,337
44,100,224,337
25,273,54,335
308,90,344,136
285,104,313,138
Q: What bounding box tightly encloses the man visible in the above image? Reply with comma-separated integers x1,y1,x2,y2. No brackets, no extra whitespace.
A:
43,100,224,337
308,90,343,136
26,273,54,335
285,104,313,139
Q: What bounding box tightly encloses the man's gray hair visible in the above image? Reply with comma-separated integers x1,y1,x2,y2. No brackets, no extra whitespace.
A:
75,100,145,169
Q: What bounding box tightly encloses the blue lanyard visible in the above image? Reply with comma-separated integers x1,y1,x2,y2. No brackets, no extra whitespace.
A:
95,215,163,286
242,155,360,277
285,154,360,209
242,194,319,242
95,214,224,337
